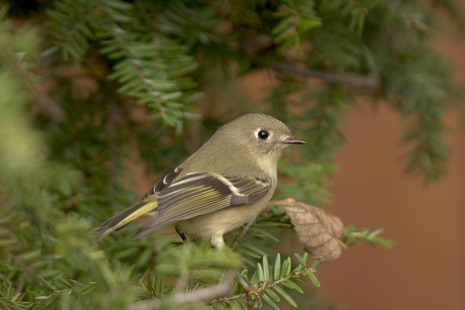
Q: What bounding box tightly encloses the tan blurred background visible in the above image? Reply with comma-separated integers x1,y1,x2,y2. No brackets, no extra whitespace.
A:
317,11,465,310
231,4,465,310
323,106,465,309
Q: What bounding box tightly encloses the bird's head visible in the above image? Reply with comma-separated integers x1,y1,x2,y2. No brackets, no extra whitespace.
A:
216,114,305,162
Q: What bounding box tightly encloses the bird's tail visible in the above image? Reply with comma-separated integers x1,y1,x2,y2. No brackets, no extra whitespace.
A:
93,200,158,240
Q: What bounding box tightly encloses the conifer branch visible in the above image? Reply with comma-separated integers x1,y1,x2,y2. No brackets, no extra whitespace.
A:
209,267,315,305
60,5,102,56
271,62,380,88
105,22,166,118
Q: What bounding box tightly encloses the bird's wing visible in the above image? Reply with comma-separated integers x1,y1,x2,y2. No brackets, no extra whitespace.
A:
93,167,184,240
133,172,271,238
140,166,183,200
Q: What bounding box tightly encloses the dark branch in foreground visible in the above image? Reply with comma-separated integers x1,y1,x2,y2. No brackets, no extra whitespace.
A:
271,62,380,89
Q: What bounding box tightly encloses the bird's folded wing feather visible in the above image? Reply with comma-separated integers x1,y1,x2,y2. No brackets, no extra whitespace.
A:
133,172,271,238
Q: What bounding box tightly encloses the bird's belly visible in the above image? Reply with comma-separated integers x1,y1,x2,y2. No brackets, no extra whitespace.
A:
176,203,265,241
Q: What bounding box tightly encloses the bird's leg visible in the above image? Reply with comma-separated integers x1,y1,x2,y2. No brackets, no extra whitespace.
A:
210,234,225,248
210,234,267,308
175,227,188,242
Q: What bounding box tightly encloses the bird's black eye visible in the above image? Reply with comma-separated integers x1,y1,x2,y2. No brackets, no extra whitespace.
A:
257,130,269,140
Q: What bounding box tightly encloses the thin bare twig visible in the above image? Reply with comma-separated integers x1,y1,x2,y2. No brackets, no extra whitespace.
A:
232,198,306,249
232,216,257,249
266,198,296,209
262,198,301,214
271,62,379,89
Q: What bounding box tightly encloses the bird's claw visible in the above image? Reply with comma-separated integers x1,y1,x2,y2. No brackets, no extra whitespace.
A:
241,280,268,309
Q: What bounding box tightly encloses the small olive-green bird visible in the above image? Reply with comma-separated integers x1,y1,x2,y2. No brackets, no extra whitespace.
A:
94,114,305,247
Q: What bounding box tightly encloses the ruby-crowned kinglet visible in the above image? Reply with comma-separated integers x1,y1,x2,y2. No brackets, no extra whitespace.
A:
94,114,305,247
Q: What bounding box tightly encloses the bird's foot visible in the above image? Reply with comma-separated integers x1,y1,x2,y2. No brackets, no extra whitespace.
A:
237,274,268,309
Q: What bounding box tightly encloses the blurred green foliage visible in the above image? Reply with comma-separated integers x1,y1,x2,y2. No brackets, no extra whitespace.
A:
0,0,462,309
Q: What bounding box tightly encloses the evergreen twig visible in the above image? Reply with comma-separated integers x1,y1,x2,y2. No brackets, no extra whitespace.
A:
209,267,315,305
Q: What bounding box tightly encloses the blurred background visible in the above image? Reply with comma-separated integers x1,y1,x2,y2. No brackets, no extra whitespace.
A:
224,7,465,307
1,0,465,309
321,11,465,310
325,101,465,309
224,47,465,310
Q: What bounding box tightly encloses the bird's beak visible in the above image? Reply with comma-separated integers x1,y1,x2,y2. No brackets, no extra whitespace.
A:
280,136,306,144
